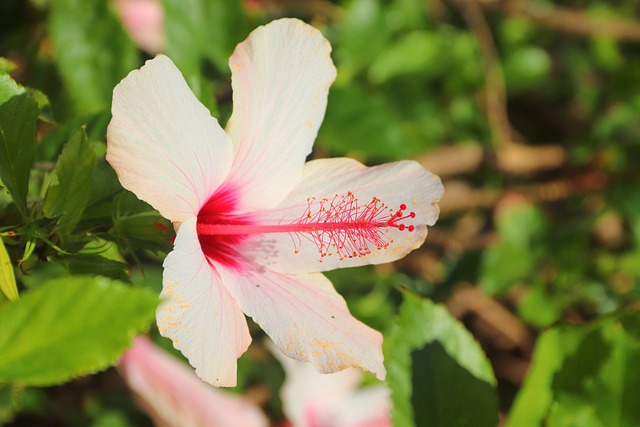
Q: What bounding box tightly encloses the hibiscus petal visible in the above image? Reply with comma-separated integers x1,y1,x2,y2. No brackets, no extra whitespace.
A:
245,158,444,274
107,55,233,224
119,337,268,427
272,344,361,427
158,217,251,387
225,18,337,212
326,386,391,427
217,264,385,380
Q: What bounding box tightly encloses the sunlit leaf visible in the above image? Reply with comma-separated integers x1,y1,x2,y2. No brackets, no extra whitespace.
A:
385,292,498,427
508,313,640,427
0,58,17,75
0,276,158,386
0,237,18,301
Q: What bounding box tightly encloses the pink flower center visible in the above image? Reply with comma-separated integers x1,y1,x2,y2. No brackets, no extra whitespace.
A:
197,190,415,267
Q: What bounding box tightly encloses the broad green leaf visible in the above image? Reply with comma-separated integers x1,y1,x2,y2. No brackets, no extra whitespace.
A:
44,129,96,238
412,343,499,427
0,276,158,386
0,238,18,301
49,0,138,113
0,76,38,217
508,314,640,427
385,292,498,427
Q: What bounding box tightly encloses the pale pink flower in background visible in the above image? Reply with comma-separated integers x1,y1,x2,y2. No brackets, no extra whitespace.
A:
273,345,391,427
114,0,165,54
119,336,268,427
107,18,443,387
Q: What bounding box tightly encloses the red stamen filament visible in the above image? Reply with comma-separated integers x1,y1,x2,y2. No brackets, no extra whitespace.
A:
197,192,416,261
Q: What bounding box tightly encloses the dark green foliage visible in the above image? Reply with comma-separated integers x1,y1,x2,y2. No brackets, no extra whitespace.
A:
0,79,38,217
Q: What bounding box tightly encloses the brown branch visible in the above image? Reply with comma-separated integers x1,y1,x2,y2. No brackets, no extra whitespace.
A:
439,171,610,216
479,0,640,42
450,0,512,149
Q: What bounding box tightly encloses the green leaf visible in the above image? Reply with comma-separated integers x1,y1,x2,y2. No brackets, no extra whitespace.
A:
44,128,96,238
161,0,245,114
54,254,130,283
0,276,158,386
0,76,38,217
163,0,246,75
111,212,172,250
385,292,498,427
335,0,390,81
48,0,138,113
508,314,640,427
319,86,414,161
0,75,22,103
517,282,562,327
28,88,54,124
411,342,499,427
37,111,110,162
480,203,546,295
368,31,442,83
0,58,18,75
0,384,20,423
0,237,18,301
504,46,552,94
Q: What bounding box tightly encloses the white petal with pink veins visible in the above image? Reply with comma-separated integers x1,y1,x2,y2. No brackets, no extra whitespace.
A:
243,158,443,274
225,18,337,212
217,264,385,380
158,218,251,387
107,55,233,224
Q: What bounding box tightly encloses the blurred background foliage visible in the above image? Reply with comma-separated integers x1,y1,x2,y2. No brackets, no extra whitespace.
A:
2,0,640,425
